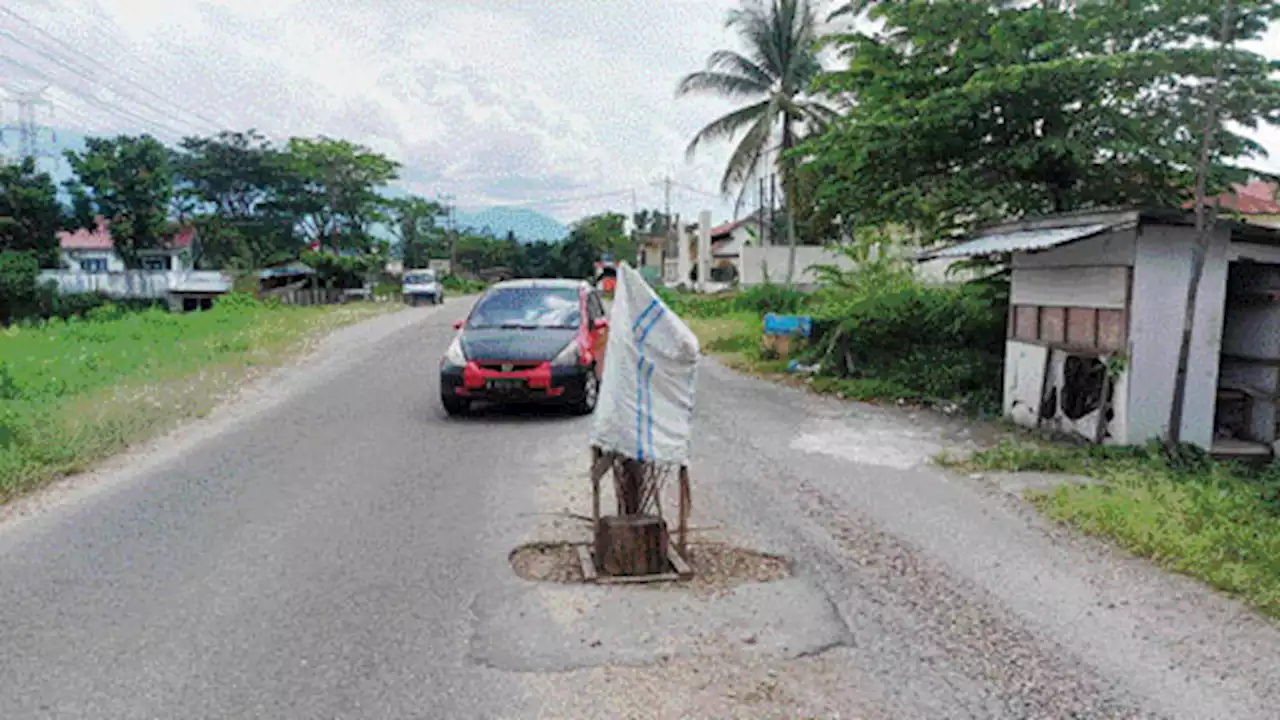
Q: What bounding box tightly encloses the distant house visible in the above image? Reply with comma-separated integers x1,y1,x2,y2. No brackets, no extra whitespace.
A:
58,216,196,272
43,216,229,311
1202,180,1280,229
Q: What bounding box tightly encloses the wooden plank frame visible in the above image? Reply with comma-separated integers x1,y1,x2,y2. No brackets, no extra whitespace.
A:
588,445,693,582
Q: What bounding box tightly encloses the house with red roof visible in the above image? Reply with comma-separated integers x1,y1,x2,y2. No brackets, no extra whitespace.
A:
57,216,198,273
1189,179,1280,229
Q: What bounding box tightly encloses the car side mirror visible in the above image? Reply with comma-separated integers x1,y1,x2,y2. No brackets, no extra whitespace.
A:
453,319,464,330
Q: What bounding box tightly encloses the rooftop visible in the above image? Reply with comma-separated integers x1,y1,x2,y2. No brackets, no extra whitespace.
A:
59,216,196,252
918,207,1280,261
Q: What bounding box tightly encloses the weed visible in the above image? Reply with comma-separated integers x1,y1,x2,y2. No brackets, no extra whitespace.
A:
955,439,1280,618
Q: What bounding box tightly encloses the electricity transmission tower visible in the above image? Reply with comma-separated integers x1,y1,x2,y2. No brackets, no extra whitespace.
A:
0,85,55,164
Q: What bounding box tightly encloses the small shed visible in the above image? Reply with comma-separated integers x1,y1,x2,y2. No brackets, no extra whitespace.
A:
920,208,1280,458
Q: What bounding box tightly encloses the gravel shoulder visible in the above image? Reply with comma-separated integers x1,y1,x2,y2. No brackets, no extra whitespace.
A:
667,357,1280,719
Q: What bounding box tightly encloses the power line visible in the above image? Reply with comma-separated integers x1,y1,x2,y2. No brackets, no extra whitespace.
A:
0,28,212,137
0,5,233,133
0,54,192,139
468,187,637,210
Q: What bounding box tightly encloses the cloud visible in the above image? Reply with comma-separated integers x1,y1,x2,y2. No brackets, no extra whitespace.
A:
5,0,1277,226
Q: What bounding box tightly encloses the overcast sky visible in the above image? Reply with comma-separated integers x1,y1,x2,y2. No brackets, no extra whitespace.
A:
2,0,1278,226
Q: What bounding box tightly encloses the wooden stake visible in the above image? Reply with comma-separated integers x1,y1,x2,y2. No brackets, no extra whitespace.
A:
677,466,691,554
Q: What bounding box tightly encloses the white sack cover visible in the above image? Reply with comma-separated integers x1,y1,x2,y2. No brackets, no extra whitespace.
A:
590,263,700,465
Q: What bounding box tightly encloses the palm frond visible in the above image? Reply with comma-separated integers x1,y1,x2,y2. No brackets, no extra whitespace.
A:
685,100,772,161
677,71,771,99
718,110,774,196
706,49,777,88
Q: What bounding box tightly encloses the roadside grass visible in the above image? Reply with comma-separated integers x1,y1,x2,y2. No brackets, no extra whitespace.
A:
947,439,1280,618
0,298,395,501
682,311,788,375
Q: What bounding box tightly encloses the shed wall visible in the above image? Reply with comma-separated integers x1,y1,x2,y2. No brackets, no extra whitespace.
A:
1126,224,1230,448
1011,266,1128,309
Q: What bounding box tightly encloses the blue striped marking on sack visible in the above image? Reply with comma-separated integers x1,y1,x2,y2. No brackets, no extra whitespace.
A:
634,301,666,461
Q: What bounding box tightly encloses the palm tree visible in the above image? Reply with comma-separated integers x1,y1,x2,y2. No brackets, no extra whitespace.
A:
678,0,833,285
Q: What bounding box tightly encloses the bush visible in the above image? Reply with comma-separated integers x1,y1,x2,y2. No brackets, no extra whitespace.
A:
807,279,1007,412
442,276,488,294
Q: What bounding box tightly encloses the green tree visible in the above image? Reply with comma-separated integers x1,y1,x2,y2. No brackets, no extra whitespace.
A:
0,251,44,325
631,209,672,236
271,137,401,253
64,135,174,268
678,0,834,283
385,196,445,269
0,157,62,266
171,130,292,268
803,1,1280,244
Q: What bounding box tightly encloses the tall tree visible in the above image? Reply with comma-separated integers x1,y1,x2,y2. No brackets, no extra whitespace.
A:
64,135,174,268
172,130,292,268
0,157,61,265
677,0,834,284
270,137,400,253
385,196,445,269
803,1,1280,244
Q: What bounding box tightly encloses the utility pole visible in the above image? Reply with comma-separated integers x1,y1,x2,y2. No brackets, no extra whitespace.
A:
438,193,456,275
759,176,767,245
0,85,53,165
769,174,777,246
664,175,673,225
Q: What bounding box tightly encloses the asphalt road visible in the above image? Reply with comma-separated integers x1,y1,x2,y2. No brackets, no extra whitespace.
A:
1,302,1279,719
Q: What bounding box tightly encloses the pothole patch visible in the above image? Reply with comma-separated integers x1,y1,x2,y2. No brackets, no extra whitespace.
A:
509,541,791,590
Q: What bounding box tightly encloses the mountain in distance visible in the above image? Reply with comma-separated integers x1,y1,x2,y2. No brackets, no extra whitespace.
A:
454,207,568,244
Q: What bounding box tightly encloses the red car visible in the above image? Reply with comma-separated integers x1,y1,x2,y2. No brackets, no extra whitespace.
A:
439,279,609,416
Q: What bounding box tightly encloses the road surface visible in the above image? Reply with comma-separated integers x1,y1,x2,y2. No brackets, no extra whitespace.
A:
0,303,1278,719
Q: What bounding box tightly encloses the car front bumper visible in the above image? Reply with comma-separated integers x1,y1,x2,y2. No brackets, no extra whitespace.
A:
440,361,593,404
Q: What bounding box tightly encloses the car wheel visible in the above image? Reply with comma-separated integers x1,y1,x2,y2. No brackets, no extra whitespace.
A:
442,395,470,417
572,366,599,415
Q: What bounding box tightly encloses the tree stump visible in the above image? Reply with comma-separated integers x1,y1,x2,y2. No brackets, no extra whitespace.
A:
596,514,669,576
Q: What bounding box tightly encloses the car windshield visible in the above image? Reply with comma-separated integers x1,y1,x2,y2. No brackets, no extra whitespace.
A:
404,272,435,284
466,287,581,330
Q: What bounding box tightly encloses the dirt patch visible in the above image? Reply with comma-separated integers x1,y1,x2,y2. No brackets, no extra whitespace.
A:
509,541,791,589
510,542,587,584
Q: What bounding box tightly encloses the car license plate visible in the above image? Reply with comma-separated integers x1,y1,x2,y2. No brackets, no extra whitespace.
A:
486,379,525,392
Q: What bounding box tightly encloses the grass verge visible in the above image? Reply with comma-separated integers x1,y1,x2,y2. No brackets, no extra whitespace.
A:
682,311,788,375
948,440,1280,618
0,298,396,501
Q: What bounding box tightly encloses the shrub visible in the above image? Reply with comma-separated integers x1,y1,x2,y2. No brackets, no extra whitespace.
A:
806,278,1008,412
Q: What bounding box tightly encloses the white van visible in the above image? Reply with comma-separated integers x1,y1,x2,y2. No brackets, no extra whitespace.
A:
402,269,444,306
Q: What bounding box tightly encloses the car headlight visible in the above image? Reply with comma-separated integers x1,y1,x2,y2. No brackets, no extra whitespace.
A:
443,336,467,367
551,341,580,367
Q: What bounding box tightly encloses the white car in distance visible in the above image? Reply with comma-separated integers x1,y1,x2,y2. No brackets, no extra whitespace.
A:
402,269,444,306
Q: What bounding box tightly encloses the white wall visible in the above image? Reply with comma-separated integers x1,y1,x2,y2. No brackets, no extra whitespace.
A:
1126,224,1231,448
64,249,126,272
738,245,857,286
1003,340,1130,444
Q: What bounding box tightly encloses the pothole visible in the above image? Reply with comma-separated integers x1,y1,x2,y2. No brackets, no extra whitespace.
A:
509,541,792,590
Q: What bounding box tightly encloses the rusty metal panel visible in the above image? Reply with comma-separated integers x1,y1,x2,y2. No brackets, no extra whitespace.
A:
1013,305,1039,341
1039,307,1066,344
1067,308,1098,348
1097,309,1127,351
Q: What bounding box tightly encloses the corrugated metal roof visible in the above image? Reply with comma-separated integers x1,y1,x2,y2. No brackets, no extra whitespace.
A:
918,223,1113,261
258,262,316,279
